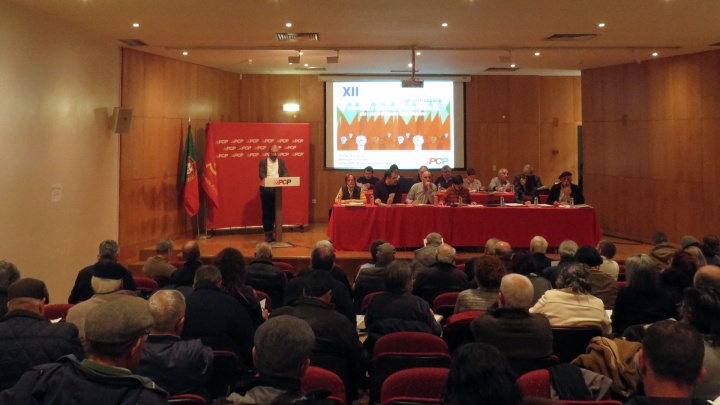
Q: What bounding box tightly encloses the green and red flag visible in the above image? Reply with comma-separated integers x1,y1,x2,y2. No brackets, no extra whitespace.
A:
181,124,200,216
202,124,219,209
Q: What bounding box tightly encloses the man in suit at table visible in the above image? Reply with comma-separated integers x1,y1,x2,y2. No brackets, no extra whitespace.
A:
259,144,289,243
546,171,585,206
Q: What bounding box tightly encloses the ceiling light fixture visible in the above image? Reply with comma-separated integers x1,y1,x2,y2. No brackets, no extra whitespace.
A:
304,63,309,67
132,23,140,28
283,103,300,112
441,22,448,27
182,51,188,56
285,22,292,28
298,50,304,56
534,52,541,56
598,23,606,28
327,50,340,64
408,63,413,68
652,52,659,57
416,51,422,56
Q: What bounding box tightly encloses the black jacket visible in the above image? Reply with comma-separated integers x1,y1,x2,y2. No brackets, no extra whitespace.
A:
182,283,255,368
364,292,441,353
0,310,84,390
246,259,287,308
0,355,167,405
353,266,386,312
284,271,355,323
412,262,469,305
546,183,585,205
136,334,213,400
169,259,203,287
471,307,553,360
68,261,137,304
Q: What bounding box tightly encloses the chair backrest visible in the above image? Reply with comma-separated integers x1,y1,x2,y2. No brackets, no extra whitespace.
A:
517,368,551,398
255,290,273,310
432,291,460,320
272,261,296,280
360,291,383,314
43,303,74,321
456,263,465,271
208,350,240,399
616,281,627,291
371,332,451,401
167,393,208,404
506,355,559,377
551,325,603,363
560,401,622,405
380,367,449,405
309,353,356,403
441,310,483,353
301,365,346,405
133,276,159,299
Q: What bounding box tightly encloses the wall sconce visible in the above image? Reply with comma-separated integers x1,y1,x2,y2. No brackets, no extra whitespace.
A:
283,103,300,112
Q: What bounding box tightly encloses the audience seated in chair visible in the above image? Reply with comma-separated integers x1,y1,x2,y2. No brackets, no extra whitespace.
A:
246,242,287,309
0,278,84,391
142,237,177,287
213,247,266,328
0,296,166,404
598,240,620,281
542,240,579,288
576,245,617,308
68,239,137,304
136,289,213,401
511,252,552,306
412,243,469,305
355,239,387,278
353,242,395,312
455,255,505,313
0,260,21,317
170,241,204,288
410,232,443,277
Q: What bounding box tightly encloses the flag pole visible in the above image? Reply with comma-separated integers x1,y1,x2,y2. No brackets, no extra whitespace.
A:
198,118,212,240
189,117,204,240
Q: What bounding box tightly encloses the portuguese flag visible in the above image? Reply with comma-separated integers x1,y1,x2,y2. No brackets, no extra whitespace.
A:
181,125,200,216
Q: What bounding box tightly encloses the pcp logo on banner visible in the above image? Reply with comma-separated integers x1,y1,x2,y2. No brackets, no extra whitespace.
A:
426,157,449,166
274,179,293,185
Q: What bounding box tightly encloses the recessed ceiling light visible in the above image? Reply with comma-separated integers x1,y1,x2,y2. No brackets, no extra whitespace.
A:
416,51,422,56
598,23,606,28
510,63,516,68
534,52,541,56
408,63,413,68
652,52,659,57
298,51,304,56
441,22,448,27
285,22,292,28
132,23,140,28
304,63,308,67
182,51,188,56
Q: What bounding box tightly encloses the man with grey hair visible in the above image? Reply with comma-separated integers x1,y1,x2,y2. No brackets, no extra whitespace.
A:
67,261,139,339
541,239,579,288
313,240,351,294
411,232,444,277
494,240,513,273
142,237,177,285
227,315,317,404
471,274,553,363
354,243,396,311
169,240,203,287
68,239,137,304
0,278,84,391
136,289,213,400
530,236,551,274
0,260,21,317
1,297,166,404
413,243,469,304
513,164,544,190
246,242,286,307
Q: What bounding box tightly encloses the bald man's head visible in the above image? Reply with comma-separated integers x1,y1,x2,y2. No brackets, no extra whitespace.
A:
694,265,720,289
494,241,512,259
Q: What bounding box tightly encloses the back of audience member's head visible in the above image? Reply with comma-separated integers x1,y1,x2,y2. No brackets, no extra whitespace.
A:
694,265,720,289
156,237,173,254
98,240,120,261
556,262,591,294
703,234,720,256
255,242,273,260
376,243,396,266
147,289,185,334
652,231,669,245
625,254,659,292
597,240,616,260
194,265,222,287
451,175,464,185
641,320,705,388
7,278,49,314
558,240,579,261
437,243,456,264
474,255,506,289
681,235,701,250
425,232,443,246
662,251,698,290
91,261,126,294
681,285,720,340
574,245,603,268
484,238,500,255
84,297,153,367
0,260,20,293
254,315,315,379
510,252,535,276
302,270,334,299
685,246,708,268
383,260,412,294
213,247,247,292
368,239,387,261
314,240,335,252
530,236,548,254
182,241,201,261
310,246,336,271
500,274,534,309
442,342,522,405
494,241,512,260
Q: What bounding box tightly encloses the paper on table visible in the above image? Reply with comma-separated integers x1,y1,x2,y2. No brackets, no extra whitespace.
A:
260,299,266,310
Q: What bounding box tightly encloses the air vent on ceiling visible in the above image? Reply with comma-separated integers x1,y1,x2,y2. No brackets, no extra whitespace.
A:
118,39,148,46
294,66,326,71
485,67,520,72
545,33,597,41
276,33,319,42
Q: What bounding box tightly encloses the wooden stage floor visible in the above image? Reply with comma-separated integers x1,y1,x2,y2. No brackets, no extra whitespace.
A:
131,223,655,280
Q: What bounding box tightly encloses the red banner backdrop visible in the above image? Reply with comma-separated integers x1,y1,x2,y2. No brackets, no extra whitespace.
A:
206,122,310,229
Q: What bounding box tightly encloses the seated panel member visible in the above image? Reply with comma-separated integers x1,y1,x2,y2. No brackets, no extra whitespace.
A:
435,165,453,191
514,174,538,204
373,168,402,205
546,171,585,206
463,168,483,192
513,164,544,190
334,173,367,204
357,165,379,190
406,170,437,204
442,175,475,205
488,168,513,192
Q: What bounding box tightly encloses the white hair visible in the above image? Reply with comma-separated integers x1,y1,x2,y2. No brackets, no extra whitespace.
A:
500,274,534,309
530,236,548,254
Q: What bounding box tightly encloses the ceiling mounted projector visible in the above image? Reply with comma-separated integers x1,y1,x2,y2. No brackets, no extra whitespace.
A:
402,79,424,88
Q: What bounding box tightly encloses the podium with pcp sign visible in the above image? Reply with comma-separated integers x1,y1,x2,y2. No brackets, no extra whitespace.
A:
262,177,300,244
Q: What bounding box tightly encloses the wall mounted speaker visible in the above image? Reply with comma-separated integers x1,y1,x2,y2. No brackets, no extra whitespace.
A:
111,107,133,133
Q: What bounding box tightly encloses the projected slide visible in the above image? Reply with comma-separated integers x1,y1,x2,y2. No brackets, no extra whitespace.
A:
325,81,464,170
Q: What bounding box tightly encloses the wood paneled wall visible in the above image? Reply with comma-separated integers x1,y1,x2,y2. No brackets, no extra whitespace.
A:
238,74,581,223
119,49,240,262
581,50,720,243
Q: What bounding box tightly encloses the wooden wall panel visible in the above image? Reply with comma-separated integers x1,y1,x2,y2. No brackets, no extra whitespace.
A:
581,49,720,243
508,76,539,123
476,76,510,123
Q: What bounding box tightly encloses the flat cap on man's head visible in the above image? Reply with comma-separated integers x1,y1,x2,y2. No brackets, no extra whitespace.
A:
85,296,153,343
7,278,49,302
93,261,126,280
558,171,572,179
681,235,700,250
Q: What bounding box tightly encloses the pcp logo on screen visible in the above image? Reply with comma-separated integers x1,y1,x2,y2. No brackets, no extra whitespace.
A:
274,179,292,185
426,157,449,166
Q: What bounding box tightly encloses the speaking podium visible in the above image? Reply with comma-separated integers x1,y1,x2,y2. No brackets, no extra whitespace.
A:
261,177,300,245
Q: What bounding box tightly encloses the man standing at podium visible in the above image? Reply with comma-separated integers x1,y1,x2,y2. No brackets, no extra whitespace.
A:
259,145,288,242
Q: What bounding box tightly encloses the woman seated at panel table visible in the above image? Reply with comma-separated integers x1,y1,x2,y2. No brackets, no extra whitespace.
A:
334,173,367,205
514,174,538,204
